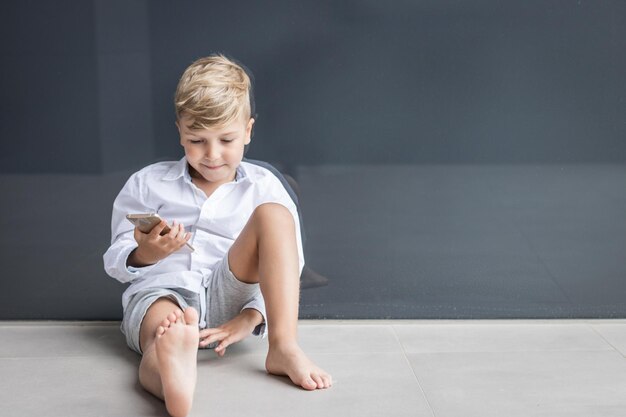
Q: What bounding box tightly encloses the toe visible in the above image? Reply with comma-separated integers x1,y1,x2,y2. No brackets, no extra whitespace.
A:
168,312,177,323
174,310,183,319
300,375,317,391
174,310,185,324
161,318,170,329
183,307,199,325
321,375,332,388
311,374,325,389
156,326,165,337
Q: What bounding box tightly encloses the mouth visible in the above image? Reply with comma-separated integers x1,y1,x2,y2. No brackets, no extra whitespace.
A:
204,164,224,170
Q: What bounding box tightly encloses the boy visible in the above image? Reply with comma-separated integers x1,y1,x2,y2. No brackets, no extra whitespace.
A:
103,54,332,417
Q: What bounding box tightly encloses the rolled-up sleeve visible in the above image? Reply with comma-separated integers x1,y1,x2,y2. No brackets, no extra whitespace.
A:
242,294,268,339
103,234,159,283
103,172,158,283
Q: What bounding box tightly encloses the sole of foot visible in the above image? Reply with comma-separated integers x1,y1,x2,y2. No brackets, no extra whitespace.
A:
155,307,200,417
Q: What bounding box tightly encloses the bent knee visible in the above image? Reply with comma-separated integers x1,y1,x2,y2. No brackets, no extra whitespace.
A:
252,203,295,227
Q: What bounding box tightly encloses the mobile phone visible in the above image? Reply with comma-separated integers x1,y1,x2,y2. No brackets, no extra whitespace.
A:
126,213,171,235
126,213,195,252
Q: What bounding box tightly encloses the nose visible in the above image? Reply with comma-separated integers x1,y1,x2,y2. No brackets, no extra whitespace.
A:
205,143,220,161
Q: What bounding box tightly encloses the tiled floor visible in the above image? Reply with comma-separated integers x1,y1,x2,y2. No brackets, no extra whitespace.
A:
1,320,626,417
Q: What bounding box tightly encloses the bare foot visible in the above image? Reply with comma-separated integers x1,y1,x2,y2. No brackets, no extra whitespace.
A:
157,310,183,334
155,307,199,417
265,342,332,390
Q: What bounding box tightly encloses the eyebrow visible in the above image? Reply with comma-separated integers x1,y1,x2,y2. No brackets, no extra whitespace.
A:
186,131,238,137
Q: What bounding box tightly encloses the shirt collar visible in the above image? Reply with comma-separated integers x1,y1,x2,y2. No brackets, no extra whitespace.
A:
162,157,249,183
162,157,188,181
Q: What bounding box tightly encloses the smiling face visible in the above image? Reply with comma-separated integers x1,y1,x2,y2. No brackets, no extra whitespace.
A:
177,113,254,187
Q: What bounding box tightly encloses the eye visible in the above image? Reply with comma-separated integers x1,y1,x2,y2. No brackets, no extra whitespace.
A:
221,139,234,143
190,139,203,144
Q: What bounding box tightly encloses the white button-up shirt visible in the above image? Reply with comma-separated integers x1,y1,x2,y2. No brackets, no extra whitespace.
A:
103,157,304,330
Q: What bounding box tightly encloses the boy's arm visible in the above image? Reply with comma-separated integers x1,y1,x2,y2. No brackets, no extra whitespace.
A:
104,231,157,283
103,172,159,283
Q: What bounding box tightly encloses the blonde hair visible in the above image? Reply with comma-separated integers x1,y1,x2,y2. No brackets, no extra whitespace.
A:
174,54,252,129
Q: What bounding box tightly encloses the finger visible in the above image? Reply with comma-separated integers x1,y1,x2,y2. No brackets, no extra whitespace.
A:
202,331,228,346
150,220,168,237
199,337,219,348
215,338,231,353
166,220,179,238
175,224,187,243
199,328,221,338
199,331,228,347
178,234,191,249
170,222,186,240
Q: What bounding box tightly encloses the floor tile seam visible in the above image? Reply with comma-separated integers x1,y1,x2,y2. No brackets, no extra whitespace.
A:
269,319,614,327
588,324,626,358
0,349,407,360
389,319,626,325
390,325,437,417
579,319,626,324
401,348,623,356
301,350,407,355
300,320,626,326
3,348,614,361
0,354,128,360
205,350,419,358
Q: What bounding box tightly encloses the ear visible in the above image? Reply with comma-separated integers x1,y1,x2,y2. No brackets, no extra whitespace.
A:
244,118,255,145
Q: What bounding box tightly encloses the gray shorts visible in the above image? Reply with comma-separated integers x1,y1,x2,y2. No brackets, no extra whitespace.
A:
120,253,264,354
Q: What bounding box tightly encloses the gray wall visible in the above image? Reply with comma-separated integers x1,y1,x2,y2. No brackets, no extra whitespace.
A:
1,0,625,319
150,1,626,167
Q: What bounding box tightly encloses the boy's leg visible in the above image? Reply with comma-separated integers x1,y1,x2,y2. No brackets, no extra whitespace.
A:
228,202,332,390
241,158,330,290
137,297,200,417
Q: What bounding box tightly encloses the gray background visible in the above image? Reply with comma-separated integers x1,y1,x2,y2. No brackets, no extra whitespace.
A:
1,0,625,319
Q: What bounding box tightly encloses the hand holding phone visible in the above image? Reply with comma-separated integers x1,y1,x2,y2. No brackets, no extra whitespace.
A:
126,213,195,264
127,213,173,235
